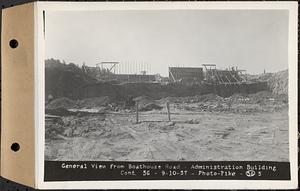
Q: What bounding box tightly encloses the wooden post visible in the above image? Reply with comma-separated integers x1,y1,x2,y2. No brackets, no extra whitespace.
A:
136,101,139,123
167,101,171,121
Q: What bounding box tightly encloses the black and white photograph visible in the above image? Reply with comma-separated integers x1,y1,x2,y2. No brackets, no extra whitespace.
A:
44,8,289,162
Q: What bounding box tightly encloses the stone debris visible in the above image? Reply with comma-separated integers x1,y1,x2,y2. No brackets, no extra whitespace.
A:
185,119,200,124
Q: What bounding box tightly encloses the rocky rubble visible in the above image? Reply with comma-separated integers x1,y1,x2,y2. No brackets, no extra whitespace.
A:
46,90,288,117
45,90,288,143
160,91,287,113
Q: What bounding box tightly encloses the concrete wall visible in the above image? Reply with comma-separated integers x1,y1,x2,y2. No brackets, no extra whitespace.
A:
113,74,156,82
211,82,269,97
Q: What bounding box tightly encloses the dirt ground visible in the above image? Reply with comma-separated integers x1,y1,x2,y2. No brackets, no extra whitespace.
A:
45,93,289,161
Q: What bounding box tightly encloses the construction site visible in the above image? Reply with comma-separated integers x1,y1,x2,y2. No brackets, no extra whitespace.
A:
44,58,289,162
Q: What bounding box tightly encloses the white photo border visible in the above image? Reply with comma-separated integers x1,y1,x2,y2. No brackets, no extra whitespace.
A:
35,1,298,189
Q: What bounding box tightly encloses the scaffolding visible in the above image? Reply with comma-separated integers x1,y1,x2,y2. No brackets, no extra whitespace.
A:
202,64,244,85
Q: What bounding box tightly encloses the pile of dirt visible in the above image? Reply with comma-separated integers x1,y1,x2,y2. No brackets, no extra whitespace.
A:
248,91,272,103
180,94,222,103
45,114,107,140
46,107,73,116
46,95,163,113
256,70,288,95
140,103,163,111
46,97,77,109
194,94,223,102
45,59,96,100
226,91,273,105
268,70,288,95
77,96,111,108
62,115,106,137
169,91,287,113
159,94,223,104
133,96,163,111
45,120,64,140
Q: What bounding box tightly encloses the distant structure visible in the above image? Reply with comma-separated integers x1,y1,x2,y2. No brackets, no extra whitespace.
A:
82,61,249,85
202,64,245,85
82,61,156,83
169,67,204,84
114,74,156,83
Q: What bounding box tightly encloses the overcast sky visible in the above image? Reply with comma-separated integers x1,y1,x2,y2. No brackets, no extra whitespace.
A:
45,10,288,76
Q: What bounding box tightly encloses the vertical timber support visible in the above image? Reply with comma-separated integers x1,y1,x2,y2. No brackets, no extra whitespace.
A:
167,101,171,121
136,101,139,123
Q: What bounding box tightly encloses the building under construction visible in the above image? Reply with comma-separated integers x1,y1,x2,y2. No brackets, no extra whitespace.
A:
79,61,268,97
167,64,267,96
169,67,204,84
82,61,156,83
168,64,246,85
82,61,264,86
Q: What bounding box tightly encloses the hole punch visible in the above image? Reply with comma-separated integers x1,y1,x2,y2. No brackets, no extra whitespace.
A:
9,39,18,48
11,143,20,152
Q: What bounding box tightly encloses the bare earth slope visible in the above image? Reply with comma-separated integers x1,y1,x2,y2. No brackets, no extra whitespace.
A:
45,92,288,161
